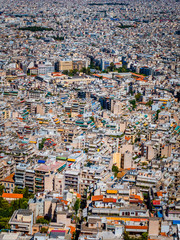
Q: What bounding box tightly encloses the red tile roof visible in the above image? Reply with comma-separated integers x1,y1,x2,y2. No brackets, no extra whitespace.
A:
125,225,148,229
103,198,116,203
1,173,15,183
153,200,161,205
91,195,103,201
2,193,23,199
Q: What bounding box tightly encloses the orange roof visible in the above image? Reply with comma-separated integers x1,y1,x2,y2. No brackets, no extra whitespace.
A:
2,193,23,199
76,193,81,199
129,218,148,222
103,198,116,203
1,173,15,183
157,192,163,197
130,194,142,200
161,233,167,236
29,67,38,69
126,226,148,229
131,73,145,79
139,102,146,104
92,74,101,77
117,171,126,178
125,136,131,141
115,75,123,78
61,199,68,205
136,78,147,82
91,195,103,201
68,226,76,235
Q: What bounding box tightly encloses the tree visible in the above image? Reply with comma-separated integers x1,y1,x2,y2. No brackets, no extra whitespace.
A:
13,186,23,194
141,232,148,240
135,92,142,102
90,116,95,122
80,67,90,75
155,109,160,121
118,66,129,73
84,148,88,153
68,69,78,76
72,231,77,240
23,187,29,199
36,218,49,224
124,231,148,240
39,138,46,150
129,99,136,110
62,70,68,75
109,62,115,71
146,99,153,107
40,227,48,233
0,185,4,195
0,198,9,209
112,165,119,177
73,199,80,215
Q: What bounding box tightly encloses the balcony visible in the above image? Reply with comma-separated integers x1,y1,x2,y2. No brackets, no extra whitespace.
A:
35,177,42,181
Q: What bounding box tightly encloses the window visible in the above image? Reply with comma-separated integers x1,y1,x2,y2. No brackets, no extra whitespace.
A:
11,184,13,187
122,212,124,216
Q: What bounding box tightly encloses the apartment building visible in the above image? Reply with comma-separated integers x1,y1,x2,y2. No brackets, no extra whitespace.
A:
72,60,86,71
59,60,73,71
0,160,15,180
0,173,15,193
35,161,66,193
9,209,33,234
15,164,35,193
38,62,54,75
64,170,80,193
80,168,96,196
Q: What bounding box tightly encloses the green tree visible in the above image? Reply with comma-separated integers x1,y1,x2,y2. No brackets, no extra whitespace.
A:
23,187,29,199
141,232,148,240
155,109,161,121
118,66,129,73
112,165,119,177
80,67,90,75
146,99,153,107
40,227,48,233
73,199,80,215
0,217,10,229
90,116,95,122
36,218,50,224
13,186,23,194
109,62,115,71
68,69,78,76
39,138,46,150
135,92,142,102
129,99,136,110
72,231,77,240
0,185,4,195
0,198,9,209
62,70,68,75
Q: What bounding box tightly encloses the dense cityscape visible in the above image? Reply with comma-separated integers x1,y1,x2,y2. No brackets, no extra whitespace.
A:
0,0,179,239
